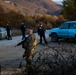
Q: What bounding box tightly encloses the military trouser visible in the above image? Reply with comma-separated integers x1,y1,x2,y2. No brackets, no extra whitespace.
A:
23,48,35,75
7,32,12,40
22,32,25,40
23,48,35,65
40,34,47,44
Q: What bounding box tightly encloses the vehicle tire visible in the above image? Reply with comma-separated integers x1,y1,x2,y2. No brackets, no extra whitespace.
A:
51,33,58,42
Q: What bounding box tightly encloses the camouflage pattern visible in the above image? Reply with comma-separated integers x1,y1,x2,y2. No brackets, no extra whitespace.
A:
23,34,37,65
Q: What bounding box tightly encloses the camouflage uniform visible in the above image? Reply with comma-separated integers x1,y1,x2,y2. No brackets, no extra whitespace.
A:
16,31,37,75
23,34,37,65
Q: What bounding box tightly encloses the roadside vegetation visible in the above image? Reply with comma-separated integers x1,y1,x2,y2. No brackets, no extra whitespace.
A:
62,0,76,21
0,5,66,30
0,0,76,29
9,42,76,75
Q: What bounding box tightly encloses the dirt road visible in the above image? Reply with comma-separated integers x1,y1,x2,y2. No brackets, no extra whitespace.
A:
0,31,76,75
0,31,49,69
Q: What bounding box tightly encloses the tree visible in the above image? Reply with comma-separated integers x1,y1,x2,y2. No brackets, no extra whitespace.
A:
43,14,52,24
62,0,76,20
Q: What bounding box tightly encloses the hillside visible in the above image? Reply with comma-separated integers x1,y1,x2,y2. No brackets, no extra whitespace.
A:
0,0,62,15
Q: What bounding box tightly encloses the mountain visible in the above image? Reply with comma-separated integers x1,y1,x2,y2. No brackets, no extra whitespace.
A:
0,0,62,15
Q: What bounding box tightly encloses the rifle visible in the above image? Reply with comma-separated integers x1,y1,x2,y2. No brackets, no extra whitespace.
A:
15,40,25,47
15,37,27,47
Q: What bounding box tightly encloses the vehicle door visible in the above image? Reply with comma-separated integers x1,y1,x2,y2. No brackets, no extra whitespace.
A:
68,23,76,38
58,23,69,38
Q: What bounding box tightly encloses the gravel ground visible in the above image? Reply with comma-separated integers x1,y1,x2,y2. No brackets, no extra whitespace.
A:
0,31,76,75
0,31,49,75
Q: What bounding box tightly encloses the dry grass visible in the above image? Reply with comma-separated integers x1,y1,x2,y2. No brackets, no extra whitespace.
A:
13,41,76,75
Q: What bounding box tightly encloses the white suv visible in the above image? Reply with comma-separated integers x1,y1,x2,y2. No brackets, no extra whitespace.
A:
0,27,7,39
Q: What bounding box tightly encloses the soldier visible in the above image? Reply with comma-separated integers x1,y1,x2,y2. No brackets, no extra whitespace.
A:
23,28,37,65
37,24,47,44
20,23,26,40
16,27,37,75
16,27,37,65
6,24,12,40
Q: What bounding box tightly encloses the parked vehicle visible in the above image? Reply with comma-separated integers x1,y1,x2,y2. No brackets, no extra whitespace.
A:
0,27,7,39
49,21,76,42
